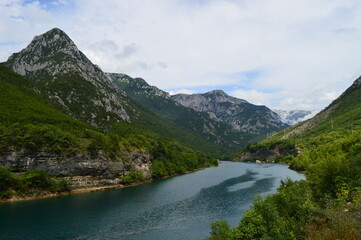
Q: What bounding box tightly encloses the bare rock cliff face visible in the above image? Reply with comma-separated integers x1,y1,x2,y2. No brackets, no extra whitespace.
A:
172,90,287,134
234,145,298,162
0,149,152,188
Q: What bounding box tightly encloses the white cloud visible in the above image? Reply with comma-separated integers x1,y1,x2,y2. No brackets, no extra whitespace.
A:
231,89,276,106
1,0,361,110
168,89,196,96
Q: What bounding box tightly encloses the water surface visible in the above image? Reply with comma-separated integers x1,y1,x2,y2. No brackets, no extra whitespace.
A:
0,162,304,240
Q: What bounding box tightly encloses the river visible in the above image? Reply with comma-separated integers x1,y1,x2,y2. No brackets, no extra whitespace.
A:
0,162,304,240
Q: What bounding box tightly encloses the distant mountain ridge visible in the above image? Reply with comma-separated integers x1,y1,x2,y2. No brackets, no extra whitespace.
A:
234,73,361,162
108,73,246,153
109,74,291,153
171,90,288,134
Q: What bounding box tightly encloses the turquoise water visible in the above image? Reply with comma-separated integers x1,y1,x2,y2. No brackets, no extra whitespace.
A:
0,162,304,240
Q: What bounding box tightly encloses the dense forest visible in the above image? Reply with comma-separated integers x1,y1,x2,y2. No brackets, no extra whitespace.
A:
206,77,361,239
206,132,361,239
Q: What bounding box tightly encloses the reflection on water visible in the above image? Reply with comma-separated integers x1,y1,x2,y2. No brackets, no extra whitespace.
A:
0,162,304,240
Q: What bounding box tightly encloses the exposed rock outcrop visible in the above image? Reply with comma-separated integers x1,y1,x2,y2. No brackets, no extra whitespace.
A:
172,90,288,134
234,144,297,162
0,149,152,188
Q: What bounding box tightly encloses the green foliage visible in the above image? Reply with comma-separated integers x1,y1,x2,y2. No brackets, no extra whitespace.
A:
204,220,231,240
25,169,53,189
0,64,94,153
123,169,145,183
221,131,361,239
0,168,70,199
243,139,296,154
206,180,316,240
305,200,361,240
0,168,17,192
0,123,78,152
150,139,218,178
217,83,361,239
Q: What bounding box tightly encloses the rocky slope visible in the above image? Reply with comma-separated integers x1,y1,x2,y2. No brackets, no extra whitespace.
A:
3,28,234,156
5,28,130,127
234,74,361,162
172,90,288,134
0,149,152,188
0,32,216,195
280,75,361,139
109,74,275,154
0,64,151,189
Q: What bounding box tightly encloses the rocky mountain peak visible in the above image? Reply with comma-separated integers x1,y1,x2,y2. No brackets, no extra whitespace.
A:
6,28,130,126
206,89,227,96
172,91,287,134
352,76,361,88
34,28,72,46
6,28,87,76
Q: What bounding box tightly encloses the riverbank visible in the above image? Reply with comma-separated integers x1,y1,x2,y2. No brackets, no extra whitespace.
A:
0,162,304,240
0,164,218,204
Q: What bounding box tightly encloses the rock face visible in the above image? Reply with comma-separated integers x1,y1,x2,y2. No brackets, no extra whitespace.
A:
6,28,130,127
234,144,297,162
172,90,288,134
107,73,170,99
0,149,152,187
272,109,314,125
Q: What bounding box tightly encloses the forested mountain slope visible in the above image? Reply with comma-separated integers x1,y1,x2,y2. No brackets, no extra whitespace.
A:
206,75,361,240
0,63,216,199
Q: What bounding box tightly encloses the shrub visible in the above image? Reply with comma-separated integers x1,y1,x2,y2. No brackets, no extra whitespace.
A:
123,169,145,183
0,167,16,192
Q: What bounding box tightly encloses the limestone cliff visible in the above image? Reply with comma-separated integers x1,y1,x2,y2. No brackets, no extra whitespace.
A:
0,149,152,188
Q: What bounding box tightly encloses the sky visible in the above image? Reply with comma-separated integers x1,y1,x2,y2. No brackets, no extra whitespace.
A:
1,0,361,111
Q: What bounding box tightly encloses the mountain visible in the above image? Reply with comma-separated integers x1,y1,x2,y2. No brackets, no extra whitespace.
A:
272,109,314,125
5,28,130,128
0,63,151,185
3,28,237,156
281,76,361,139
171,90,288,134
109,74,284,154
234,74,361,162
0,28,220,199
219,70,361,240
0,63,217,196
4,28,291,156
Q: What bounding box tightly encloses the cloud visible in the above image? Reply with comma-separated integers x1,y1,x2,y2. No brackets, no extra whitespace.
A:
168,89,196,95
116,43,138,59
2,0,361,110
232,89,278,106
157,61,167,69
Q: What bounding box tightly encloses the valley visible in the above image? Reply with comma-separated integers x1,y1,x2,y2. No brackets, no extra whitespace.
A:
1,27,360,240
